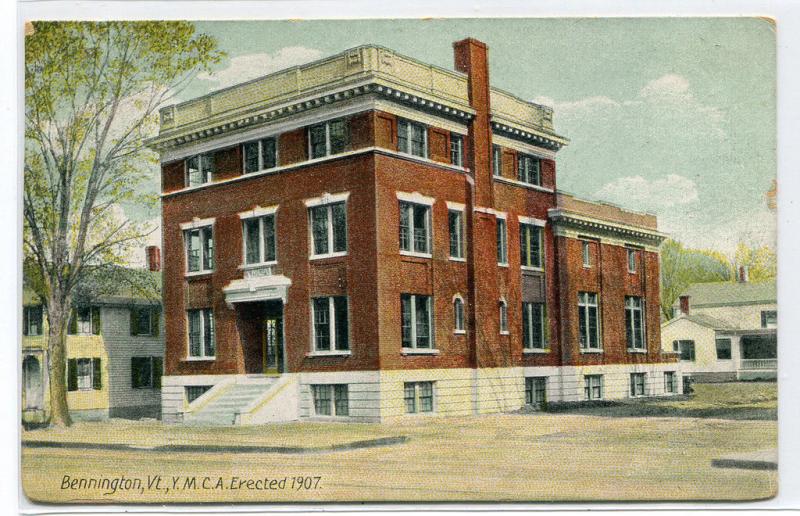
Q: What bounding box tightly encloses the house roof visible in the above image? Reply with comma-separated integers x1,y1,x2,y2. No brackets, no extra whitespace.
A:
23,268,161,307
677,281,777,308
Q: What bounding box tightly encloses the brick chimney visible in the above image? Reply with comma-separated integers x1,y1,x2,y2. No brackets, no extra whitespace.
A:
679,295,690,316
738,265,749,283
145,245,161,272
453,38,493,207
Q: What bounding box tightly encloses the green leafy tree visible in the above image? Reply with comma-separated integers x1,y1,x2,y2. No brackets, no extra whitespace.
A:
24,21,222,426
659,239,732,320
734,242,777,283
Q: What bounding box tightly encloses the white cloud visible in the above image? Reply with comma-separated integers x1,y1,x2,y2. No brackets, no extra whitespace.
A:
533,95,620,118
595,174,698,212
639,74,690,98
197,47,325,89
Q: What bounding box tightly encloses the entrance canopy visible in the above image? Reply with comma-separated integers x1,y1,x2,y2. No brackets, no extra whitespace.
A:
223,273,291,307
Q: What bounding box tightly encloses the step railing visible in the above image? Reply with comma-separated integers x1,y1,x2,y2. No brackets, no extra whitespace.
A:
740,358,777,370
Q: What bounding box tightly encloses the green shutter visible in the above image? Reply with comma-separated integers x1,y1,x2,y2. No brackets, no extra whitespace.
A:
153,356,163,388
130,308,138,336
67,358,78,391
131,357,140,388
92,358,102,390
91,307,101,335
152,309,160,337
543,303,550,343
68,310,77,335
22,308,28,336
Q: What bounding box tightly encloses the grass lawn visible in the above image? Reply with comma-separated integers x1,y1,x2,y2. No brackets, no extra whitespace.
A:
21,382,778,504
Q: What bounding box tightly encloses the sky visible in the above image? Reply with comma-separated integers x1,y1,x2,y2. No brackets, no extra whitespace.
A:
133,18,776,263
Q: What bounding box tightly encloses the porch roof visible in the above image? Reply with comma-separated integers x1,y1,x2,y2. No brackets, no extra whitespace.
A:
223,274,292,306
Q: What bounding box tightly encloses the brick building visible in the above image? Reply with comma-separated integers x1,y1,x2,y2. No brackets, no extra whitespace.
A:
148,39,679,424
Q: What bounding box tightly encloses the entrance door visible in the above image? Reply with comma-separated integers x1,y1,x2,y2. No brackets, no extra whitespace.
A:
262,317,284,375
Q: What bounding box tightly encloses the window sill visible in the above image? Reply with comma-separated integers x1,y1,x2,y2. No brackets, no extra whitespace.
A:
185,271,213,279
523,348,550,354
521,266,544,273
183,357,216,362
580,349,604,354
582,265,592,269
498,262,509,268
306,351,352,358
239,261,278,270
499,331,510,336
401,348,439,356
453,330,466,335
627,348,648,354
400,250,432,259
448,256,466,263
309,252,347,261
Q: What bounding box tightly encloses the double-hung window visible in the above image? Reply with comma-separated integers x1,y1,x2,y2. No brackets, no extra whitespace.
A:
664,372,677,394
522,302,546,349
399,202,431,256
525,377,547,405
625,296,645,350
448,209,464,259
520,223,543,269
243,137,277,173
578,292,600,350
582,241,591,268
450,133,464,166
398,119,427,158
584,375,603,400
453,297,465,333
309,202,347,258
185,225,214,273
131,356,163,389
401,294,433,350
309,119,350,159
187,309,215,359
496,218,508,265
499,300,509,334
404,381,434,413
674,340,696,362
630,373,646,397
23,305,43,336
69,306,100,336
130,307,159,336
492,145,502,177
311,296,349,352
716,338,732,360
186,153,214,187
517,154,541,185
761,310,777,329
312,384,349,416
76,358,96,391
627,248,638,273
243,214,277,265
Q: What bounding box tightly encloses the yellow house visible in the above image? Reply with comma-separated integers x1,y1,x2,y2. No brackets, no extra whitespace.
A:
22,268,164,425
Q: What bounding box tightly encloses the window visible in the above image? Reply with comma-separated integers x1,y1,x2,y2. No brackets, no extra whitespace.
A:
312,384,349,416
187,309,215,359
401,294,433,349
404,381,434,413
675,340,696,362
761,310,777,329
525,377,547,406
185,225,214,273
522,302,546,349
520,223,543,268
68,306,100,336
309,119,350,159
517,154,541,185
185,385,212,403
627,248,638,273
67,357,101,392
448,210,464,259
243,137,277,173
399,202,431,255
496,218,508,265
582,241,591,268
131,356,163,389
630,373,646,397
398,119,427,158
309,202,347,257
578,292,600,349
664,372,677,394
312,297,349,352
625,296,645,350
492,145,502,177
584,375,603,400
186,153,214,187
450,133,464,166
130,307,159,336
499,299,509,334
23,306,43,336
453,297,465,333
716,338,732,360
243,214,277,265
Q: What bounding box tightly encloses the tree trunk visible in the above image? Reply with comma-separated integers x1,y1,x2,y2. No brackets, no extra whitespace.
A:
47,296,72,427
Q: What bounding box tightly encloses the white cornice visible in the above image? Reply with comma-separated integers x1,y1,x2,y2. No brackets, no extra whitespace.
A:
549,208,666,245
491,134,557,160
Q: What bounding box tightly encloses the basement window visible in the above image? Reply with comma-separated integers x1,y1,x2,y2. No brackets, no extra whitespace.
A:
404,381,435,414
312,384,349,416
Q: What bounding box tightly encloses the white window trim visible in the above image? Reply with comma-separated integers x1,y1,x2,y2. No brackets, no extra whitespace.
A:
584,375,604,400
304,191,350,208
578,292,602,351
184,153,213,187
522,302,547,349
397,191,435,206
238,205,279,219
450,133,464,167
311,384,351,417
183,223,214,276
402,294,435,351
241,213,278,268
404,381,437,414
448,208,465,261
243,137,279,174
186,309,215,361
398,119,428,159
308,201,348,260
307,120,339,159
517,215,546,227
492,145,502,177
625,296,647,352
310,296,350,354
445,201,466,211
399,200,433,258
452,294,466,334
581,240,592,269
629,373,648,398
496,216,509,266
627,247,638,273
499,298,509,335
179,217,216,231
520,221,544,271
75,358,95,391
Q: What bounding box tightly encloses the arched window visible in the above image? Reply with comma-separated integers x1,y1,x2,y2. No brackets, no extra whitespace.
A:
499,299,509,334
453,296,465,333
